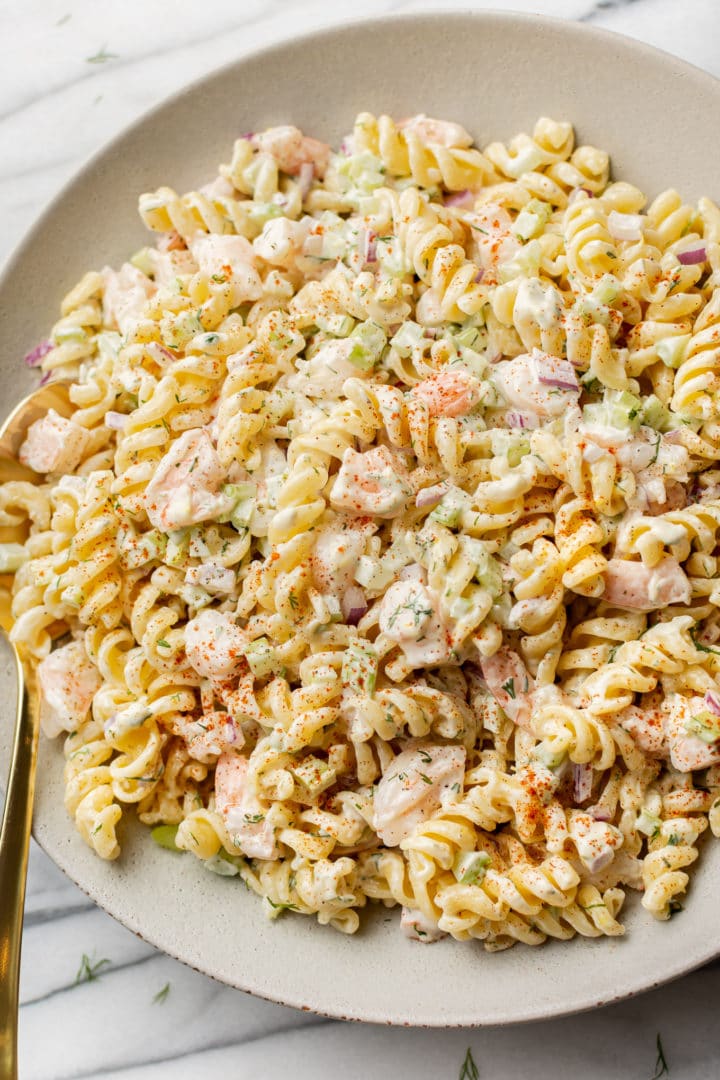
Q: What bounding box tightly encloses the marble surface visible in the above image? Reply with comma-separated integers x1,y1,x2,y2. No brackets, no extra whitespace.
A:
3,1,720,1077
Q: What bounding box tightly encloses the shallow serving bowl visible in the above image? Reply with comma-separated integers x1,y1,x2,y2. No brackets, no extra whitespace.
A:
1,11,720,1027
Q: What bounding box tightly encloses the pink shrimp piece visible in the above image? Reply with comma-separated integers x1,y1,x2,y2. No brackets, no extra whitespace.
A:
663,695,720,772
372,744,466,846
157,230,187,253
330,446,412,518
603,557,691,612
19,409,91,476
252,125,331,178
151,249,198,288
480,648,534,726
400,907,446,943
398,114,473,148
101,263,156,335
410,370,482,418
618,704,668,758
187,234,263,304
185,609,245,680
468,202,520,269
37,642,101,739
215,752,281,859
144,428,235,532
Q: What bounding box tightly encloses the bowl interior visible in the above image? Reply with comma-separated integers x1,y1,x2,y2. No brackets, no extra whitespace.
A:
1,11,719,1026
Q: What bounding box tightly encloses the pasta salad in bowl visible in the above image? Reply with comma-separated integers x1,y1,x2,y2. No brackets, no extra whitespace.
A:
2,11,720,1026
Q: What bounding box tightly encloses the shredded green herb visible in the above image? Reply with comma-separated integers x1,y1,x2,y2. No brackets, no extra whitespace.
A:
153,982,171,1004
459,1047,480,1080
75,953,110,985
652,1032,670,1078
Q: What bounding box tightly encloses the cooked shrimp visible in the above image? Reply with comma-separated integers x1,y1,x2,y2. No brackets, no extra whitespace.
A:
215,752,281,859
184,609,246,680
37,642,101,739
19,409,91,476
102,263,156,335
603,557,690,612
372,744,466,846
144,428,235,532
330,446,412,518
410,369,481,418
398,114,473,148
252,125,331,178
480,648,534,727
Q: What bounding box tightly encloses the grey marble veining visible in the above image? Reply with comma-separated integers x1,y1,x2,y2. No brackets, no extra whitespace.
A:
3,1,720,1076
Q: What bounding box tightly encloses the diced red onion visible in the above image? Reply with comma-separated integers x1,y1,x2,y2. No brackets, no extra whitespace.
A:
538,374,579,390
677,246,706,265
298,162,314,200
342,586,367,625
568,187,593,204
24,339,53,367
474,268,485,283
663,429,684,445
704,692,720,716
241,132,255,141
505,412,527,429
573,762,593,803
588,805,613,822
444,189,474,209
39,371,53,386
105,411,127,431
415,483,448,508
224,718,239,744
423,327,441,339
358,228,377,265
607,210,644,242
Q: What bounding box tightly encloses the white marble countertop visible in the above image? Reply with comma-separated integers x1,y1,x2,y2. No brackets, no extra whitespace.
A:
4,1,720,1077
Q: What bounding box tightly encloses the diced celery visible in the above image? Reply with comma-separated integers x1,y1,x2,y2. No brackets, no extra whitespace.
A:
684,710,720,745
54,326,87,345
96,332,122,361
248,202,283,226
507,438,530,468
512,201,551,242
591,274,620,306
657,334,690,369
151,824,181,852
354,555,394,592
583,389,643,433
454,326,482,351
165,529,189,567
341,640,378,696
130,246,156,277
292,755,337,798
636,808,662,837
316,314,354,337
390,321,425,357
499,239,541,282
162,310,203,349
203,853,241,877
347,320,387,371
244,637,281,678
430,487,468,528
534,743,566,768
641,395,672,432
474,550,503,598
453,850,491,886
0,543,28,573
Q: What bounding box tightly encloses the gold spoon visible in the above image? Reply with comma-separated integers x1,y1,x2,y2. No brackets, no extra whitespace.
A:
0,382,71,1080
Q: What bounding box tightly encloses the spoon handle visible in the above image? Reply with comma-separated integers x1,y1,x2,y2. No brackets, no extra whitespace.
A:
0,649,34,1080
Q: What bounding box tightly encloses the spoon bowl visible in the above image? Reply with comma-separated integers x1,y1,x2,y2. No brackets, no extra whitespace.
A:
0,381,70,1080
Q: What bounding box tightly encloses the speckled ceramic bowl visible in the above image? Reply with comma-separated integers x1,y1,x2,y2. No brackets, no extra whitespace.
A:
2,11,720,1027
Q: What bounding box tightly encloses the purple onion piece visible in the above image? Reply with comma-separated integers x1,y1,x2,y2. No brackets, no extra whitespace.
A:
573,762,593,803
568,186,594,203
588,804,613,822
704,691,720,716
24,339,53,368
298,161,314,200
342,585,367,625
224,718,238,744
105,411,127,431
505,412,527,429
677,246,706,265
443,189,473,208
474,268,485,284
538,374,579,390
416,483,447,508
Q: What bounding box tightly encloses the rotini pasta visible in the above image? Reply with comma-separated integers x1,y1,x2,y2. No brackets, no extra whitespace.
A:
8,113,720,951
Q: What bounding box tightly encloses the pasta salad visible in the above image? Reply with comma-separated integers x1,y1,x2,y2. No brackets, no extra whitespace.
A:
5,112,720,950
